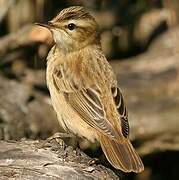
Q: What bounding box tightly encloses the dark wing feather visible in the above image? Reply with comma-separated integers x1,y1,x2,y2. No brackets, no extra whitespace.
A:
112,87,129,138
52,67,118,139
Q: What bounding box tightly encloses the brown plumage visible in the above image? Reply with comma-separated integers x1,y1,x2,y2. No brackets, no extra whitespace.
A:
37,6,144,173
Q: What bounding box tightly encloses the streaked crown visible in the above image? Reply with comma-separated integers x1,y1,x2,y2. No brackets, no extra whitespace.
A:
48,6,100,52
52,6,94,22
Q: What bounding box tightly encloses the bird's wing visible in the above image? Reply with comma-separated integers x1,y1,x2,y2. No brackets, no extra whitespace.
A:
111,86,129,138
52,66,118,139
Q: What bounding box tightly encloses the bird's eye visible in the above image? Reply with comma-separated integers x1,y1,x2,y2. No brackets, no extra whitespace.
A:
67,23,76,31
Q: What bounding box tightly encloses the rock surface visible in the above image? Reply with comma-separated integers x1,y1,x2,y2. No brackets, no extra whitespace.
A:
0,140,119,180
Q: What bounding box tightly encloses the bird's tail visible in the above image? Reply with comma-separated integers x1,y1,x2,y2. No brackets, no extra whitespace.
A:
99,133,144,173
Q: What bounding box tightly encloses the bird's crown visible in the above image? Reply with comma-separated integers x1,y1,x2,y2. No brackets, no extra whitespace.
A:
52,6,94,22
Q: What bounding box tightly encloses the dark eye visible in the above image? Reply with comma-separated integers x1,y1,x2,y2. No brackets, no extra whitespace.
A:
67,23,76,31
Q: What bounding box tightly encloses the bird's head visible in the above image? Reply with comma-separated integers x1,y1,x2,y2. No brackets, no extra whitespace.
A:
36,6,100,53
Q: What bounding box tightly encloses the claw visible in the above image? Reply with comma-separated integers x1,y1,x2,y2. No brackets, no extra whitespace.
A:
88,158,99,166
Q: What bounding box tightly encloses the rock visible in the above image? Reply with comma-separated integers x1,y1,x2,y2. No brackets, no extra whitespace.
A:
0,75,59,140
0,140,119,180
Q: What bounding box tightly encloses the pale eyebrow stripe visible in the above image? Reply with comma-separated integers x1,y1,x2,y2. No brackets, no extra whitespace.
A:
63,19,94,27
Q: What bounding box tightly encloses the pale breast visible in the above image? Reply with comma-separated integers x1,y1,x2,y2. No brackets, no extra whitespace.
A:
46,52,97,142
48,83,98,142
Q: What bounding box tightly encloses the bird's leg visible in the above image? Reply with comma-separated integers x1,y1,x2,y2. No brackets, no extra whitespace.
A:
73,137,82,156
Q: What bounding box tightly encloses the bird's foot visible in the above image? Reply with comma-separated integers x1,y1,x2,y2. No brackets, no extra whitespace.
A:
88,158,99,166
39,132,74,150
48,132,74,140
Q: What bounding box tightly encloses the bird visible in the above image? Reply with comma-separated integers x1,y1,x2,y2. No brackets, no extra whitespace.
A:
36,6,144,173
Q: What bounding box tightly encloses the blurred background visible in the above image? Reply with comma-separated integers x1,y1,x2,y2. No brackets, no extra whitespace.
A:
0,0,179,179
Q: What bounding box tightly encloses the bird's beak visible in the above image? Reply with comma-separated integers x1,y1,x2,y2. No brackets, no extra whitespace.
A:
35,21,56,29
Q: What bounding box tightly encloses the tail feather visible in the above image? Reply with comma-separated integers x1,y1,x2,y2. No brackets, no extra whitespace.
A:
99,134,144,173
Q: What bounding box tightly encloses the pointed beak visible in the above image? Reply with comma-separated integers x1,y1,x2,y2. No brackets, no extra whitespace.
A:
35,21,56,29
